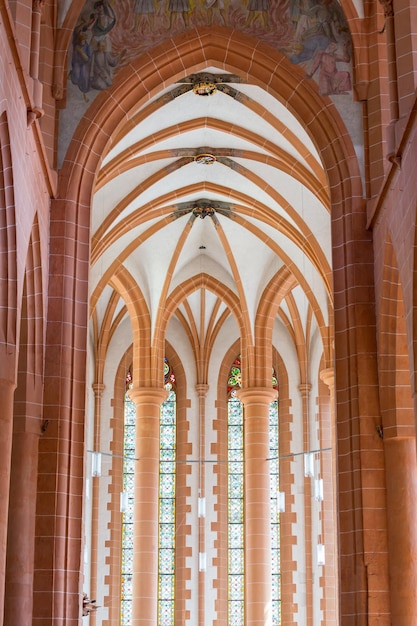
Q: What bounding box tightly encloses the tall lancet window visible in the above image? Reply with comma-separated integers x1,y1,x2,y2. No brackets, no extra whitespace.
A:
227,357,245,625
158,358,177,625
226,357,281,625
121,361,177,626
270,372,281,624
121,370,135,625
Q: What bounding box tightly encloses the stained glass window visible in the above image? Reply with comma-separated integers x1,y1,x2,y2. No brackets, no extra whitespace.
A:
227,357,244,625
227,357,281,625
121,371,135,625
158,358,176,625
269,398,281,625
121,362,177,626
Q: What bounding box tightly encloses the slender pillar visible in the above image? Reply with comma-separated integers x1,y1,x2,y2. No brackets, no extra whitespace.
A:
238,387,277,626
196,383,209,626
0,377,16,626
129,387,167,625
4,418,40,626
384,436,417,625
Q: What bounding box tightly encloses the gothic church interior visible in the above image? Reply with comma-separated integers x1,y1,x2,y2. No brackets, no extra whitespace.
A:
1,0,417,623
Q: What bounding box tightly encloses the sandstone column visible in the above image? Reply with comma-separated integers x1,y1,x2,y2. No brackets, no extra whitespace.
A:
129,387,167,625
4,416,40,626
0,376,16,626
384,436,417,625
239,387,277,626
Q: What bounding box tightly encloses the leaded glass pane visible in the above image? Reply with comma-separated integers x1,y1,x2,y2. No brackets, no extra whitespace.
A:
228,403,243,424
159,523,175,546
228,460,243,475
158,599,174,625
228,548,244,574
160,473,175,497
229,600,244,625
272,599,281,625
228,498,243,521
121,600,132,624
228,474,243,498
228,523,244,548
121,573,133,597
228,447,243,463
160,460,175,474
159,574,175,597
228,573,244,596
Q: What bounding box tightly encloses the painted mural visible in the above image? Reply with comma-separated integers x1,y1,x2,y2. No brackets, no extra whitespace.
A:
68,0,352,101
59,0,361,167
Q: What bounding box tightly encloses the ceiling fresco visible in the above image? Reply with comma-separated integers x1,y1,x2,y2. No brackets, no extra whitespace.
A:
58,0,362,166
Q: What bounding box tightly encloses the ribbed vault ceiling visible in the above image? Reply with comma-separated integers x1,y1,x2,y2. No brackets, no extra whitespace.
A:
89,68,333,377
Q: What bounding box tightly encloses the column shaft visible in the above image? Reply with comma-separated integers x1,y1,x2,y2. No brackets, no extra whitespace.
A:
239,388,276,626
130,388,166,625
0,378,16,626
384,436,417,625
4,426,40,626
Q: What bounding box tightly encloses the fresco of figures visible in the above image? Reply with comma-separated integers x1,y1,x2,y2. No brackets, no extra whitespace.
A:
69,0,352,101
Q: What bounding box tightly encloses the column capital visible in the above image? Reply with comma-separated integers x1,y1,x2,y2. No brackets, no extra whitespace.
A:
128,386,168,406
237,387,277,405
319,368,334,392
298,382,312,398
92,382,105,398
196,383,209,398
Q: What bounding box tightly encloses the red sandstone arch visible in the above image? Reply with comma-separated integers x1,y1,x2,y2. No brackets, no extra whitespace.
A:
54,28,374,623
